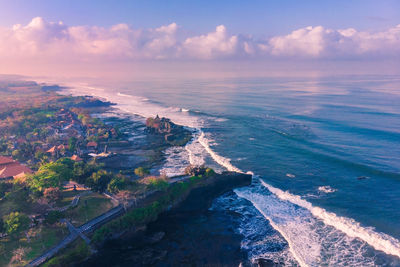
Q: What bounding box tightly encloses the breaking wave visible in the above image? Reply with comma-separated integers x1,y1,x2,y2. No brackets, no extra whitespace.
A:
260,180,400,259
60,82,400,266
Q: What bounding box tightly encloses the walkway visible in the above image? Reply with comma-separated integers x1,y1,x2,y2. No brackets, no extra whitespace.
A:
28,205,123,266
56,191,91,212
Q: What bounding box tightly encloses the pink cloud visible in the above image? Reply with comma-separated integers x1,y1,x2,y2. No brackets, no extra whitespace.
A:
0,17,399,63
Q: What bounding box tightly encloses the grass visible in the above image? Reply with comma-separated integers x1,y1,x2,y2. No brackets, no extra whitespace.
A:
0,188,33,218
54,190,78,207
0,224,67,267
42,239,90,267
64,193,114,227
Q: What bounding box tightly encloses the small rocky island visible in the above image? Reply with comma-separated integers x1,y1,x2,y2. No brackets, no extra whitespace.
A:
146,115,192,146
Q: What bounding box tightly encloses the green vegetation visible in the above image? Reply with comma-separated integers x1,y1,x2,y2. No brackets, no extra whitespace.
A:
134,166,150,177
92,172,211,243
65,193,113,227
0,225,67,266
3,212,30,235
42,239,90,267
141,176,169,191
0,81,207,265
205,167,216,177
27,160,73,191
107,175,129,194
44,211,63,225
86,170,114,193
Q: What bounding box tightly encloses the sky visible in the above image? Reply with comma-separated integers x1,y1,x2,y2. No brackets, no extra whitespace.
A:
0,0,399,78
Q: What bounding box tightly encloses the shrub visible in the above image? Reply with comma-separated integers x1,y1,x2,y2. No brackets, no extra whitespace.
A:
140,176,169,191
107,175,128,194
205,168,215,177
27,161,73,191
43,187,61,202
3,212,30,235
134,167,149,177
86,170,113,192
45,210,63,225
184,165,206,176
43,241,90,267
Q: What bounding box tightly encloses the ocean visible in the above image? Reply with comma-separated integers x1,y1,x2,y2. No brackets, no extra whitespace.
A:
65,75,400,266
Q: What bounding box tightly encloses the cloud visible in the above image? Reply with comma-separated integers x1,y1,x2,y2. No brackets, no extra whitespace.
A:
0,17,399,64
182,25,239,59
268,25,400,58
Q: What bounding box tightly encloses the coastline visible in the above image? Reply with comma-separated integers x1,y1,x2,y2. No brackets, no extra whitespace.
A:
37,84,253,266
83,172,252,266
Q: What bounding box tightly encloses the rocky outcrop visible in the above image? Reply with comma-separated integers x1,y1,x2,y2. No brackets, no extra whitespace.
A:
174,171,252,212
83,171,252,266
146,115,192,146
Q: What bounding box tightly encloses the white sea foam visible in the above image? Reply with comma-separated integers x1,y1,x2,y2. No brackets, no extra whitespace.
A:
59,82,400,266
63,83,203,128
318,185,337,193
117,92,133,98
197,131,243,173
260,180,400,259
159,146,190,177
235,184,377,267
184,131,206,167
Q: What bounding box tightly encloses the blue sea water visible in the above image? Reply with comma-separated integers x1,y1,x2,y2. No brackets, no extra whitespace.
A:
67,75,400,266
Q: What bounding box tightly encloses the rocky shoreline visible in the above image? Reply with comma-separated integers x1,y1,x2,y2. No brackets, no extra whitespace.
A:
82,171,252,266
44,93,254,266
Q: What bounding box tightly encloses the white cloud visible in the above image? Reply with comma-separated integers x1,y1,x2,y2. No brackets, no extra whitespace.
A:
182,25,239,59
0,17,399,63
268,24,400,58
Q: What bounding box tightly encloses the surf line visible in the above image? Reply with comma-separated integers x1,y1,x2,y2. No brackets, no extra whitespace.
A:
260,180,400,259
195,130,308,266
194,129,400,261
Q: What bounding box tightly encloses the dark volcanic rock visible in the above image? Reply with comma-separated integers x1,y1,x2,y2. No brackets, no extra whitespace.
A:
146,115,192,146
82,172,252,267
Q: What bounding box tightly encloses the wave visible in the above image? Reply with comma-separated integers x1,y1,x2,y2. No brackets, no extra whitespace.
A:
59,82,400,265
197,131,243,173
194,130,400,265
260,180,400,259
235,183,378,266
117,92,132,97
318,185,337,193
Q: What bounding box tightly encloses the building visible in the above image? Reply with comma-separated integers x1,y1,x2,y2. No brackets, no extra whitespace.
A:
86,141,98,153
0,156,32,180
70,155,83,162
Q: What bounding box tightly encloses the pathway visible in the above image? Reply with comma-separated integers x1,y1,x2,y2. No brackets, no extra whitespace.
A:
27,204,123,266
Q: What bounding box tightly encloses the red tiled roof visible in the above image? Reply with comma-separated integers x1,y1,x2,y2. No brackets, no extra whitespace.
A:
87,141,98,147
0,162,32,179
57,144,66,150
0,156,14,165
46,146,57,153
71,155,83,162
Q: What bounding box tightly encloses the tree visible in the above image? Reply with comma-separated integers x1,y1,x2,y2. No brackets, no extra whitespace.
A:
86,170,113,192
184,165,206,176
3,212,30,235
205,168,215,177
45,211,63,225
27,161,73,191
134,167,149,177
43,187,61,202
72,161,99,184
0,218,4,233
107,175,128,194
68,137,77,152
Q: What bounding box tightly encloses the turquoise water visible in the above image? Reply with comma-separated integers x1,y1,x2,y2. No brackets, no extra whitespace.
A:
68,75,400,266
